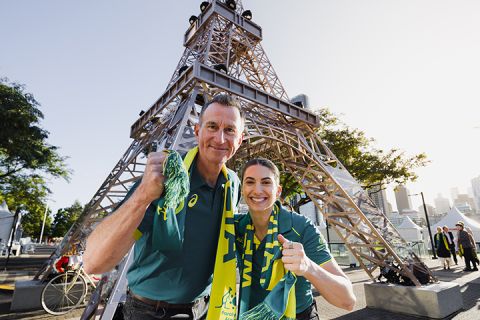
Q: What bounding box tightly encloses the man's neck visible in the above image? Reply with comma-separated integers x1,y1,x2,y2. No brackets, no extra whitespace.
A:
196,155,223,187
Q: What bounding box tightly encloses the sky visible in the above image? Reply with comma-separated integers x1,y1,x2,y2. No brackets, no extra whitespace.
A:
1,0,479,215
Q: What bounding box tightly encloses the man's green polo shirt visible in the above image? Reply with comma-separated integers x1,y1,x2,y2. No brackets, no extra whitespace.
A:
127,158,229,303
235,206,332,314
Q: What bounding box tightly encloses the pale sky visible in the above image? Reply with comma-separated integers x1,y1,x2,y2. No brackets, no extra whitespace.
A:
1,0,479,214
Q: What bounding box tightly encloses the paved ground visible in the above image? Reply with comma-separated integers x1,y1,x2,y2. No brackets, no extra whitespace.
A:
0,255,479,319
316,259,480,320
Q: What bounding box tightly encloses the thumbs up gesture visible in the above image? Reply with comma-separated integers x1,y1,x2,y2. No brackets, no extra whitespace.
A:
278,234,311,276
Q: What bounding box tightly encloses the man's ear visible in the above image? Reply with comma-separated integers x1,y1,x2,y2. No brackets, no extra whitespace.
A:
238,131,244,145
194,123,200,137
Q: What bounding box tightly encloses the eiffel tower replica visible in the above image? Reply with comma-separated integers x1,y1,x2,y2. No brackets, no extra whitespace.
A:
35,0,435,316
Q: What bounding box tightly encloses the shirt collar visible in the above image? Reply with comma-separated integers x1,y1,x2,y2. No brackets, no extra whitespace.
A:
189,157,227,191
277,203,293,234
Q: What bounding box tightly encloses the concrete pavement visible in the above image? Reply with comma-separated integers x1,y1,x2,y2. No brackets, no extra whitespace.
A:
316,258,480,319
0,255,479,319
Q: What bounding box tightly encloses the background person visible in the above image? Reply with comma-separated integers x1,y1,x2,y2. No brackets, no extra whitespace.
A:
456,221,478,272
443,226,457,265
465,226,479,265
235,158,355,320
434,226,452,270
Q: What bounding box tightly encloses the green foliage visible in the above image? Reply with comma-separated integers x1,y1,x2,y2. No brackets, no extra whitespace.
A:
0,78,70,237
51,201,83,238
0,79,69,181
0,174,52,237
283,108,428,201
319,124,428,189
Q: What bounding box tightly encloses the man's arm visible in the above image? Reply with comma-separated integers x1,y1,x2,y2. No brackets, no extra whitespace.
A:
83,152,166,274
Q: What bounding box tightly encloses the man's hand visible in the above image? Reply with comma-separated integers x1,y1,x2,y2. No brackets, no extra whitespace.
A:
136,151,167,204
278,234,312,276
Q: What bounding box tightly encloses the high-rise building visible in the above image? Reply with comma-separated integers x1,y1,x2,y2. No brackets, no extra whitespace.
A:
368,185,390,215
387,202,393,215
471,176,480,213
418,204,437,217
394,185,412,214
454,194,476,214
434,193,450,215
450,187,459,202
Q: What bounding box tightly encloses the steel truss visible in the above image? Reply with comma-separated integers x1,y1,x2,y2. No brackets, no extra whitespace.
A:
35,0,435,318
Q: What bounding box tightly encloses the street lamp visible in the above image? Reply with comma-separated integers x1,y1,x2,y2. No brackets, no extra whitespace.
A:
410,192,438,259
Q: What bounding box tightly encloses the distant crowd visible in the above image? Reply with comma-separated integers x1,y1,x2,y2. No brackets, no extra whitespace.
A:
434,221,478,271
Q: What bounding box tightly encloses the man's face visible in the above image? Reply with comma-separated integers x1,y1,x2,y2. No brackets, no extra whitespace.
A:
443,227,449,232
195,102,244,166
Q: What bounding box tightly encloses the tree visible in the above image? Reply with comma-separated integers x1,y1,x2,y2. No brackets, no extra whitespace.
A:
315,108,428,190
0,78,70,237
1,174,53,237
0,78,69,181
282,108,428,204
51,201,83,238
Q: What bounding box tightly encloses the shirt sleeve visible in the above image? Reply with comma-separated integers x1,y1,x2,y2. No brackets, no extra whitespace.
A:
301,219,332,266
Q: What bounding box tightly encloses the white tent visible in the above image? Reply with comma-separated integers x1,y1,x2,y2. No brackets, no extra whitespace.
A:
0,201,14,244
397,216,423,242
431,207,480,242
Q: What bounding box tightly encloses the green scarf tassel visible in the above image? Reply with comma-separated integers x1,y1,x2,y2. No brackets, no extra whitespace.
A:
240,271,296,320
151,150,190,252
162,150,190,210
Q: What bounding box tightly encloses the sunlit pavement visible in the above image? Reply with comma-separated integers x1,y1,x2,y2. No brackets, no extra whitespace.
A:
1,255,479,319
317,258,480,319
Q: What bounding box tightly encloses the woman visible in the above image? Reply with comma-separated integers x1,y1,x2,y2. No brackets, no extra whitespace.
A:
235,158,356,320
466,227,479,265
434,226,452,270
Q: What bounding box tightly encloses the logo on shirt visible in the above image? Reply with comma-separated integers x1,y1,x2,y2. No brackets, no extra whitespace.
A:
188,194,198,207
215,287,236,312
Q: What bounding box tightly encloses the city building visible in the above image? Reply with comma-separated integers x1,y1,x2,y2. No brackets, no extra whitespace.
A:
402,208,421,220
367,185,390,215
434,193,451,215
387,202,393,215
394,184,412,214
451,187,460,201
454,194,476,215
418,204,437,217
471,176,480,213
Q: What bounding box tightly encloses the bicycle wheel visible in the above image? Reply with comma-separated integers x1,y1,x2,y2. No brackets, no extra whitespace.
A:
41,271,87,315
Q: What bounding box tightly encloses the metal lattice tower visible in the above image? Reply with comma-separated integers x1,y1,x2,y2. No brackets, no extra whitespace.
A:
36,0,435,316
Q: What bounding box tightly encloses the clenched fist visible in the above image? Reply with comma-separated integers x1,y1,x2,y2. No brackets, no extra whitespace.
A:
278,234,312,276
135,151,168,205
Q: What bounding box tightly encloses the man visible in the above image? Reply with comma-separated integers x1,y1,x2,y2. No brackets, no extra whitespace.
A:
83,94,245,319
456,221,478,272
443,226,457,265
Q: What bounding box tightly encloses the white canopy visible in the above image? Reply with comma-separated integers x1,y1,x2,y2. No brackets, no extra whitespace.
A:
397,216,423,242
0,201,14,243
397,216,422,230
431,206,480,241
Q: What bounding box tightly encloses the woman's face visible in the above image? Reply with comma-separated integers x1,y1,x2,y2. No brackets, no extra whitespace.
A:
242,164,282,215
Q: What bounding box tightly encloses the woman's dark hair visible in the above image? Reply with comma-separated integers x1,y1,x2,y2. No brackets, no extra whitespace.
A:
241,158,280,184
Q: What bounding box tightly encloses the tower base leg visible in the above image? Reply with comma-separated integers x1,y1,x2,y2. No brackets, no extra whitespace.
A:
364,281,463,319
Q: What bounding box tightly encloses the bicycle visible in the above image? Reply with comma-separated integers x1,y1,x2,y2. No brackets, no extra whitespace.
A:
41,255,98,315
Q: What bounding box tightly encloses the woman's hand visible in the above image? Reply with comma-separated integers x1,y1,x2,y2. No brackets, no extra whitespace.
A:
278,234,312,276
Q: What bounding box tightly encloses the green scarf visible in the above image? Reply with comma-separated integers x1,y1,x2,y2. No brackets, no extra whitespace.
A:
152,147,238,320
239,203,297,320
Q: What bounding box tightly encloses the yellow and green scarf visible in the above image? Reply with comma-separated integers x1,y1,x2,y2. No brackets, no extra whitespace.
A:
239,203,297,320
151,147,237,320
